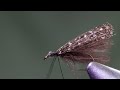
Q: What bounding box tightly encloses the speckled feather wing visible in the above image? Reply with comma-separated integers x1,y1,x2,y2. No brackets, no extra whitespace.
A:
56,23,114,63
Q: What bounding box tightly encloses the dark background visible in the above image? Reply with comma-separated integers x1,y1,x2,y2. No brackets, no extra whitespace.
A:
0,11,119,79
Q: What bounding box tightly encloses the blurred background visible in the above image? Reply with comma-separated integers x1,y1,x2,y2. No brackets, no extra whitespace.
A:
0,11,119,79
